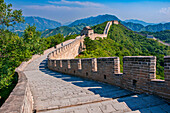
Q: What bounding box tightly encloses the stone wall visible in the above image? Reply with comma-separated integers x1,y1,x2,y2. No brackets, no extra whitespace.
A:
48,39,170,101
122,56,170,100
89,34,107,40
48,57,122,86
0,72,33,113
49,38,84,60
123,56,156,92
80,21,113,40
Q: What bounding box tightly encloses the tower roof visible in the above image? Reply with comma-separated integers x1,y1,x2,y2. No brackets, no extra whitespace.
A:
84,26,92,30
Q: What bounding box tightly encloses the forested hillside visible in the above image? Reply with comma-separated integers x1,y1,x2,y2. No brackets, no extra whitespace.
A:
141,30,170,43
41,23,87,37
77,22,170,79
122,22,170,32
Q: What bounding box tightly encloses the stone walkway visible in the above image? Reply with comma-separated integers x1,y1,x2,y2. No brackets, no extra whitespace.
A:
24,52,170,113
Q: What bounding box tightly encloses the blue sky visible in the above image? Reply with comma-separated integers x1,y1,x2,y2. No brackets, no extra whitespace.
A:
6,0,170,24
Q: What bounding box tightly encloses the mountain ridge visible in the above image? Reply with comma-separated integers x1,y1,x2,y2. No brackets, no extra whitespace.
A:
124,19,156,26
42,20,170,38
68,14,120,27
8,16,62,32
3,14,170,37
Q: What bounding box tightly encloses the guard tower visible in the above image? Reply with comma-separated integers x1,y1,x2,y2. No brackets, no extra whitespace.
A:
80,26,94,37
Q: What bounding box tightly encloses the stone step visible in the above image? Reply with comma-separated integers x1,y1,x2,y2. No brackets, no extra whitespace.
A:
117,94,166,110
117,93,148,102
139,103,170,113
35,94,104,111
62,93,97,99
39,100,131,113
111,102,132,112
88,85,121,94
125,110,140,113
99,89,133,98
68,94,104,105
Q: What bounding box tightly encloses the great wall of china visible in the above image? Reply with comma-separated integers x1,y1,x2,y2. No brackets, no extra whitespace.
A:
47,21,170,100
0,21,169,113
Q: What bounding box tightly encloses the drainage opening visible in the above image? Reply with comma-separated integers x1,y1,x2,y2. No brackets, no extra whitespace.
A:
86,72,88,76
33,109,36,113
104,75,106,79
133,80,137,87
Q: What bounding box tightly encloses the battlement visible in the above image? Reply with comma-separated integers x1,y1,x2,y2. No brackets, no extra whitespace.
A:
48,37,170,100
48,38,85,60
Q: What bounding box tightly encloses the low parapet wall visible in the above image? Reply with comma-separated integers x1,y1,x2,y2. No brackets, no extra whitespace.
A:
48,38,170,101
48,57,122,86
0,72,33,113
48,38,84,59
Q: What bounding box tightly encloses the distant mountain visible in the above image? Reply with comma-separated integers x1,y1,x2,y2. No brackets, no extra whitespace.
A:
124,19,156,26
41,23,87,37
122,22,170,32
63,21,74,26
41,14,170,37
68,14,120,27
8,16,61,32
41,14,120,37
67,14,170,32
122,22,144,31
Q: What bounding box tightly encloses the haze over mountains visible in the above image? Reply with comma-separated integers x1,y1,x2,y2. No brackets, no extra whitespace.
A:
124,19,156,26
68,14,119,27
4,14,170,37
42,14,170,37
9,16,61,32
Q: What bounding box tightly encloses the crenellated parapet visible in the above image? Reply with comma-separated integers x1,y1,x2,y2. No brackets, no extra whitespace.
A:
48,38,85,60
48,39,170,101
48,57,121,86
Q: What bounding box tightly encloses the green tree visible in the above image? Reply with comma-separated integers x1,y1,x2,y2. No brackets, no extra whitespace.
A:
23,25,45,55
0,0,24,29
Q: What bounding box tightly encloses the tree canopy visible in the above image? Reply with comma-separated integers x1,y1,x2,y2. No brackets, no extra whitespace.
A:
0,0,24,29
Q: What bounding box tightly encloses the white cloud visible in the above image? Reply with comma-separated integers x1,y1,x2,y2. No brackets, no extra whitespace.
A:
48,0,104,7
25,5,74,10
159,7,170,14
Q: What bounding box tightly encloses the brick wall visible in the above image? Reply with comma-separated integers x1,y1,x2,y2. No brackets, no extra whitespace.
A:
49,38,84,60
48,56,122,86
164,56,170,86
123,56,156,93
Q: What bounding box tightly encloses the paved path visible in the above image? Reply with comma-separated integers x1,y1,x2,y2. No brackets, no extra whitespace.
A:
104,21,112,35
24,49,170,113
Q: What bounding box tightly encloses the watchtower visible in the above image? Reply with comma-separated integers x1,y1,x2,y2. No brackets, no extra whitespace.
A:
80,26,94,37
